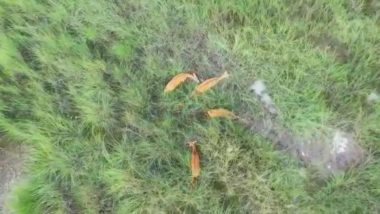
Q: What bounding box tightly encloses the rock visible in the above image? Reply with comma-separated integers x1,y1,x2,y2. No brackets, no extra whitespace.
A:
297,130,364,176
367,91,379,104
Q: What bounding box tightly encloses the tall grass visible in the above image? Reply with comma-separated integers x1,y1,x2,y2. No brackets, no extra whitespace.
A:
0,0,379,213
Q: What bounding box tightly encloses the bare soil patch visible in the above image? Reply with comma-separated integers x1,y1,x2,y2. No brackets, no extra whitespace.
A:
0,142,28,213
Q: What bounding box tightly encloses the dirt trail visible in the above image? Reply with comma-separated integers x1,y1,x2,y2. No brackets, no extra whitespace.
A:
0,142,28,213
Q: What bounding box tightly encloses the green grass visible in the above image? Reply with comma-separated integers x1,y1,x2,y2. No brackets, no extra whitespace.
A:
1,0,380,213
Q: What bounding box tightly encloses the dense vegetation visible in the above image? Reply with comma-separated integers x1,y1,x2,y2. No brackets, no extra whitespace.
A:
0,0,379,213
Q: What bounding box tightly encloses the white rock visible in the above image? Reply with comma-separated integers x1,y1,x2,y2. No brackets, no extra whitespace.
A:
367,91,379,103
261,94,274,106
250,80,266,96
261,94,277,114
332,131,348,154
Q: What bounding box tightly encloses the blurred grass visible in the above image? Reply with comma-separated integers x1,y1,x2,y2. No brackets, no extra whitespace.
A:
0,0,380,213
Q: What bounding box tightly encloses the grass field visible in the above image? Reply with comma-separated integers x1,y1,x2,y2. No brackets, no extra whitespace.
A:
1,0,380,213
